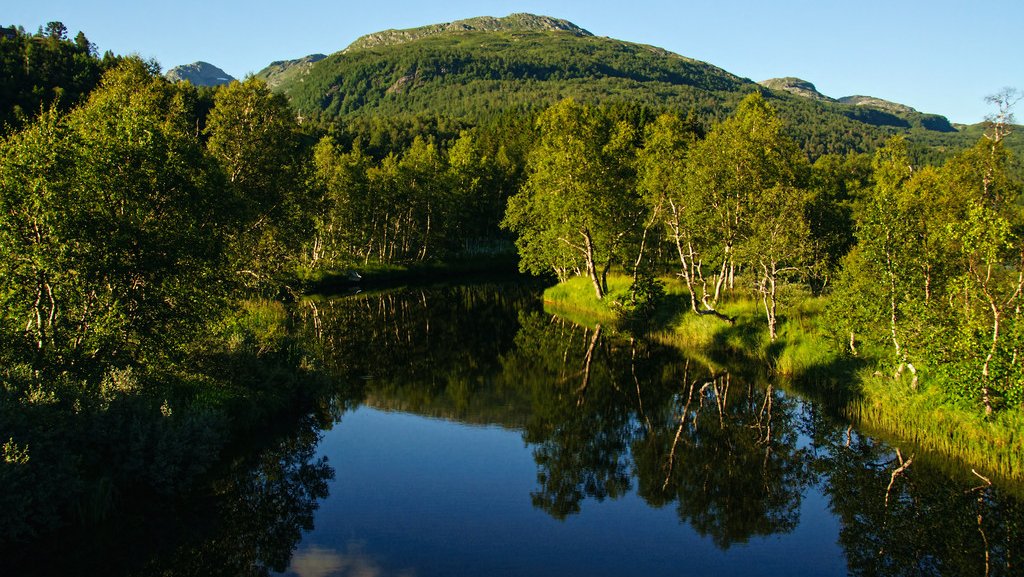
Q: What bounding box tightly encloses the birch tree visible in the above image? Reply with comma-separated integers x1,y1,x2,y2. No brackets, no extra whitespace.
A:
503,99,640,299
206,78,308,290
637,114,704,311
685,93,809,330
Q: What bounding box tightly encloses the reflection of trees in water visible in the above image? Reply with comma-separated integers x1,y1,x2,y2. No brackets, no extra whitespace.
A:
508,315,633,518
297,283,543,424
505,312,812,546
137,419,334,577
0,292,362,575
300,288,1024,570
504,310,1024,568
1,408,337,577
635,374,813,549
807,414,1024,577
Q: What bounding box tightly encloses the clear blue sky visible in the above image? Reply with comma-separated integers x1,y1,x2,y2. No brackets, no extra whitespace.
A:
8,0,1022,124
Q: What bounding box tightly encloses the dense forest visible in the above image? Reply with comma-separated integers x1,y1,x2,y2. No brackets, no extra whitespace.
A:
1,18,1022,550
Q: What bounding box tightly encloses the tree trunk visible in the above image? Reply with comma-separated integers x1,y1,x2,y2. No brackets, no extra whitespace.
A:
758,262,778,342
981,306,999,417
577,324,602,405
671,228,699,313
419,205,431,261
583,228,604,300
711,245,729,307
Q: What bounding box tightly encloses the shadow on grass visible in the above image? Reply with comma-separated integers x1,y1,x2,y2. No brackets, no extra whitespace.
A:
786,354,870,409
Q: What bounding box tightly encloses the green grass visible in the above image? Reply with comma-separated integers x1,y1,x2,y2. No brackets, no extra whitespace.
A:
541,275,631,324
543,275,839,375
847,372,1024,486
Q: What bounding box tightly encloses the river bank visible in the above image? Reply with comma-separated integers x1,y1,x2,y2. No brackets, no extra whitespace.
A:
542,274,1024,487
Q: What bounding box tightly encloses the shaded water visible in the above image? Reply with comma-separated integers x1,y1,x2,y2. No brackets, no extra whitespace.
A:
278,281,1023,577
4,281,1022,576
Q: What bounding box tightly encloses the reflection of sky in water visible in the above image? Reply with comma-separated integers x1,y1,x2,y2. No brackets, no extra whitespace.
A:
279,407,847,577
288,543,416,577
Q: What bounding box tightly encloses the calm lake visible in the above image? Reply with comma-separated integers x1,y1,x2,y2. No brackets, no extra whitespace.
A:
272,281,1021,577
6,280,1021,576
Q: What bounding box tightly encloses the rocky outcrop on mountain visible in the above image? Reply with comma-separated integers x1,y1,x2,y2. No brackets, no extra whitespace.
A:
165,61,235,87
838,95,917,115
759,77,835,102
344,13,591,52
256,53,326,89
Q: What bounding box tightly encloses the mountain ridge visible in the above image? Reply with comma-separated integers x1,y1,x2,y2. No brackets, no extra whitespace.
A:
759,77,835,102
261,13,753,121
343,13,592,52
242,13,994,158
257,53,326,89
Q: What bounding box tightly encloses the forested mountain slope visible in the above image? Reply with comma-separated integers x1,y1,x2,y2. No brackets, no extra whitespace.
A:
259,13,1011,159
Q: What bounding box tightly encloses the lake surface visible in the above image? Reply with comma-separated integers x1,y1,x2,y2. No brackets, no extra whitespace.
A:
280,406,845,577
5,280,1020,576
273,281,1022,577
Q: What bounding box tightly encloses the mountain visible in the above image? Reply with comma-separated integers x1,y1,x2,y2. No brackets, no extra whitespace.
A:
166,61,235,87
759,77,835,102
256,54,326,89
263,13,751,121
838,95,918,115
259,13,984,158
757,78,957,134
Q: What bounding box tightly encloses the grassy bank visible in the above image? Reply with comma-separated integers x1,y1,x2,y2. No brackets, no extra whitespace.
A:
543,273,1024,484
545,275,841,378
845,373,1024,484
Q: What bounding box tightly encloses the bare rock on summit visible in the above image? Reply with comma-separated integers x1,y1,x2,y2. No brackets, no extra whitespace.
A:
837,95,917,115
759,77,835,102
166,61,235,87
344,13,592,52
256,54,327,89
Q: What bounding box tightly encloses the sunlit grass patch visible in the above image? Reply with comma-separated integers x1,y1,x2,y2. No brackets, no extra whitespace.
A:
849,372,1024,484
542,275,631,323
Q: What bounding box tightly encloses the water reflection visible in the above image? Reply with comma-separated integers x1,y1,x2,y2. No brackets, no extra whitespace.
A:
811,419,1024,577
146,423,334,577
7,282,1022,576
503,312,813,546
289,543,414,577
300,284,1024,575
2,409,338,577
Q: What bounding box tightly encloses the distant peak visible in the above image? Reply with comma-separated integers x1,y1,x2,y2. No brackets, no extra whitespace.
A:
165,61,235,87
344,13,592,52
759,77,834,102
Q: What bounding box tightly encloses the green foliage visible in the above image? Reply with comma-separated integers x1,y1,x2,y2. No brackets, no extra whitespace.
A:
0,59,228,368
806,151,871,287
503,99,642,298
206,77,313,292
613,273,667,324
0,23,116,133
310,126,517,268
829,132,1024,415
264,21,1001,165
